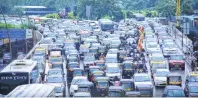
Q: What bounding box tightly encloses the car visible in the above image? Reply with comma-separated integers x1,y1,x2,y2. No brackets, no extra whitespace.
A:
162,85,185,97
45,75,65,97
162,42,178,57
184,82,198,97
133,73,153,97
105,54,118,63
73,92,91,97
185,72,198,87
153,69,170,86
106,63,121,81
83,54,96,70
110,40,121,49
168,54,185,70
69,76,93,97
145,42,160,54
48,56,63,69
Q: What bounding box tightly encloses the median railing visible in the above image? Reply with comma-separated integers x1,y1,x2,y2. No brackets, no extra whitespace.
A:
24,30,43,59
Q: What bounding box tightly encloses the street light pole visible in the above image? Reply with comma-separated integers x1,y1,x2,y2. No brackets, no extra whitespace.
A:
0,8,12,58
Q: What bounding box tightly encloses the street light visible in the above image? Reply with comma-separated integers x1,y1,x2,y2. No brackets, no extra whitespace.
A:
0,8,12,58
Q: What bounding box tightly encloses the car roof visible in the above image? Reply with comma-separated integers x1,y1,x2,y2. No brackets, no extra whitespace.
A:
134,73,149,76
106,63,119,67
188,82,198,86
73,76,87,79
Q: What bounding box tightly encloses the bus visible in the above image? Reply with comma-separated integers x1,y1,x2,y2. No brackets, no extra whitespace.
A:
134,13,145,21
5,84,56,97
0,59,40,95
98,19,114,32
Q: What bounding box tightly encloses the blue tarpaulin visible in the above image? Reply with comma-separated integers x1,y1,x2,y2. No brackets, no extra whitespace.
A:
0,29,26,39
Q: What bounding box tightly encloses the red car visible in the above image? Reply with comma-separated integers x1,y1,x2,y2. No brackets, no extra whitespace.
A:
168,54,185,70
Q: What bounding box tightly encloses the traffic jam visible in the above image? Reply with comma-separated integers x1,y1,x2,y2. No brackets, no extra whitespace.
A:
2,17,198,97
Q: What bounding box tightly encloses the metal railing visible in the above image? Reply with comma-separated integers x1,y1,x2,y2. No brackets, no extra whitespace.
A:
24,30,43,59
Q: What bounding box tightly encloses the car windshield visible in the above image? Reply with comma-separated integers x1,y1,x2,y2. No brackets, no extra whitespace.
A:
190,86,198,93
98,82,108,87
96,63,105,67
109,91,121,97
123,64,132,69
107,67,119,73
74,70,83,76
49,57,62,62
167,89,185,97
112,40,120,44
189,76,198,82
47,77,63,83
48,70,62,76
164,43,176,48
71,79,89,85
106,58,117,63
135,75,150,82
147,43,158,48
151,56,164,61
169,55,184,60
84,56,95,62
121,83,132,89
156,71,170,77
169,76,181,81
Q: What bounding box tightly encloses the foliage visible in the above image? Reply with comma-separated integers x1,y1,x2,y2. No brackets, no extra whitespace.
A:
0,23,21,28
68,12,76,19
102,15,111,19
45,13,60,19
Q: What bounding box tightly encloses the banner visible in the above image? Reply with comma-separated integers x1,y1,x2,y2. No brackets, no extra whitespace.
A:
0,29,26,40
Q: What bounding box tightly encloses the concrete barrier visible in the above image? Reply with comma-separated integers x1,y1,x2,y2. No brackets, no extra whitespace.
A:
24,30,43,59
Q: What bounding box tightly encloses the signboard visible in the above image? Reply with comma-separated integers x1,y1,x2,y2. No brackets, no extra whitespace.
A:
0,72,29,84
26,29,33,39
0,29,26,40
86,5,91,19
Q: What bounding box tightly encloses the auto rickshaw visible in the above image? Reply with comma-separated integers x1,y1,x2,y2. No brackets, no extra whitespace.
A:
95,60,105,70
120,79,135,92
125,91,141,97
118,50,127,62
73,68,84,77
88,66,100,81
90,71,105,82
122,61,135,78
108,86,125,97
167,73,182,86
95,77,109,96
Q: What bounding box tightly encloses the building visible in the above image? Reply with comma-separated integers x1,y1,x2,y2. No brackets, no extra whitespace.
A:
14,6,56,16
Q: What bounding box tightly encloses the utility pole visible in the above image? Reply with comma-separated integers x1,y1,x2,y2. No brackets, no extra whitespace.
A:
0,8,12,58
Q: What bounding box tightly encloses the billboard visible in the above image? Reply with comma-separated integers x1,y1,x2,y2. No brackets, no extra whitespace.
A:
0,29,26,40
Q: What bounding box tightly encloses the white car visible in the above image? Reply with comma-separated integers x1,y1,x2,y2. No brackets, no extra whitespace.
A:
106,63,121,80
133,73,153,88
69,76,93,97
154,69,170,86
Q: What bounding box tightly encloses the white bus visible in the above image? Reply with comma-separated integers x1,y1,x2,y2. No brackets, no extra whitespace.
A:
98,19,114,32
0,59,40,95
6,84,56,97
